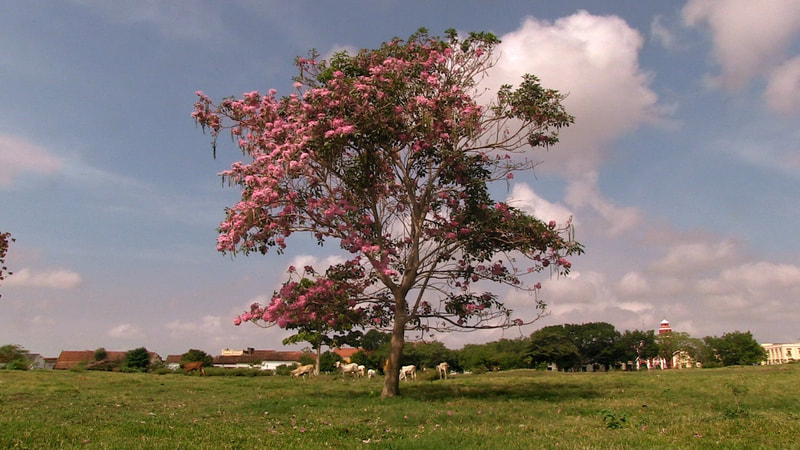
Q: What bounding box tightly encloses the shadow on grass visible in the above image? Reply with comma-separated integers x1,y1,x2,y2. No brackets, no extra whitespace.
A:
261,371,604,404
402,380,602,402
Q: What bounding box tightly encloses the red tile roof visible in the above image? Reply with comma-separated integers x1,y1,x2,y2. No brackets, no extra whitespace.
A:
54,350,126,370
333,347,361,361
54,350,160,370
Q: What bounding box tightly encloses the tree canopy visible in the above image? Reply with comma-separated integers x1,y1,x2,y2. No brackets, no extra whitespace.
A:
195,28,581,397
181,349,213,366
123,347,151,372
0,232,13,299
703,331,766,367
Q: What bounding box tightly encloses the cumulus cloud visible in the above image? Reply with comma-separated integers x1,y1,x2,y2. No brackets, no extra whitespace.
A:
490,11,660,175
288,254,346,273
564,171,642,236
506,183,574,225
108,323,145,339
0,135,63,187
5,267,82,289
683,0,800,115
479,12,656,236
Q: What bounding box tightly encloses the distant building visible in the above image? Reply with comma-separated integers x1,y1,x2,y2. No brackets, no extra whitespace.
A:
213,348,303,370
333,347,360,362
54,350,162,370
761,342,800,365
164,355,183,371
636,319,698,370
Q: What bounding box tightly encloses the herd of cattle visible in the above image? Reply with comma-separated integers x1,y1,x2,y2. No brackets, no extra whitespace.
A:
183,360,451,380
286,360,451,380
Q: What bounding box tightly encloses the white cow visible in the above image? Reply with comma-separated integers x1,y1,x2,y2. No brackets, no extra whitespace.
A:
399,364,417,381
335,361,361,380
367,368,377,379
357,365,366,378
437,362,449,380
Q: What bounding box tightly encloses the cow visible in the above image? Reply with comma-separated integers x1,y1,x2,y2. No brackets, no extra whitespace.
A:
291,364,315,379
437,362,449,380
399,364,416,381
182,361,206,376
335,361,361,380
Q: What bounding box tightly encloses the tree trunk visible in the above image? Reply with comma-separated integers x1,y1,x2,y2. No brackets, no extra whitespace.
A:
315,343,321,376
382,309,406,398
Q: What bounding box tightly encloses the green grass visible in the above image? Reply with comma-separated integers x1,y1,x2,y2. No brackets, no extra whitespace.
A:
2,364,799,449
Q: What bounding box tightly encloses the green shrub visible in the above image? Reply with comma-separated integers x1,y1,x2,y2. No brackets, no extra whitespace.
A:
123,347,151,372
274,364,297,376
600,409,627,429
5,358,29,370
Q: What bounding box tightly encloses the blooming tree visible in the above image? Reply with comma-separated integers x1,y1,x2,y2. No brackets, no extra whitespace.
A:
0,232,13,299
194,29,582,397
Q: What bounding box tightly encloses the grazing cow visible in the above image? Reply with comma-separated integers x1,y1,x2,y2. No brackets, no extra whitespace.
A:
367,368,377,379
182,361,205,376
335,361,361,380
437,362,449,380
399,364,416,381
358,365,366,378
291,364,315,379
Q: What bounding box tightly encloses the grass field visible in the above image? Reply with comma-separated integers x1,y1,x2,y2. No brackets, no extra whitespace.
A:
1,364,799,449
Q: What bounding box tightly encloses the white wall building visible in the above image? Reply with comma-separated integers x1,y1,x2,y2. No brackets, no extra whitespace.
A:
761,342,800,365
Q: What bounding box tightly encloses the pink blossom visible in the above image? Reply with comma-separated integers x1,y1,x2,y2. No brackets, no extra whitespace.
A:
233,317,242,326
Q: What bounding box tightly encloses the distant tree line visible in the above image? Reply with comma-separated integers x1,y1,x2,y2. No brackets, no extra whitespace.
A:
0,325,766,373
341,325,766,373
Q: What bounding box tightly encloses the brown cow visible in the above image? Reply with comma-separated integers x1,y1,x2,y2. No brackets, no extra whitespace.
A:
182,361,206,376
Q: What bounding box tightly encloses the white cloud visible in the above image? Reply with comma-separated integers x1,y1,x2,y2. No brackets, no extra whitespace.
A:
480,12,655,236
649,239,739,275
564,171,642,236
506,183,574,225
683,0,800,92
5,267,82,289
618,271,650,297
0,135,63,187
108,323,145,339
650,15,677,50
321,45,360,62
165,315,225,338
764,56,800,116
288,254,347,274
491,11,661,175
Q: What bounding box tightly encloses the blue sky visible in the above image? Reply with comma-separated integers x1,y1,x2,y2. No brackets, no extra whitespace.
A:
2,0,800,358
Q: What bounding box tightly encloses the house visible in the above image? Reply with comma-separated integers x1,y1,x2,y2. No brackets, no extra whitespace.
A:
164,355,183,371
333,347,360,362
54,350,162,370
212,348,304,370
23,353,54,370
761,342,800,365
55,350,124,370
